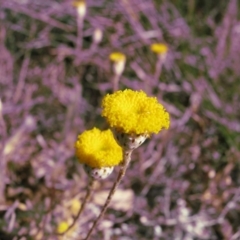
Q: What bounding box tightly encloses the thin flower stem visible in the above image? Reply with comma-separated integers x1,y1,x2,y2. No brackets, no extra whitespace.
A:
77,16,83,51
0,99,7,203
112,74,120,92
84,150,133,240
154,55,163,81
58,177,96,236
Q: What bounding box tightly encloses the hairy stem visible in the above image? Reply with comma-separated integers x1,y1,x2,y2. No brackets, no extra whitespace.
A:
58,177,95,236
84,150,133,240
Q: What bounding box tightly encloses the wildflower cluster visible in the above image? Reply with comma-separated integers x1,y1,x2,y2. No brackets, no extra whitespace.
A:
73,89,170,239
75,89,170,176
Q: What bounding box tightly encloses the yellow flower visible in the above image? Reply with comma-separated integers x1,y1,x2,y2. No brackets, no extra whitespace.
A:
109,52,126,77
109,52,126,62
150,43,168,55
102,89,170,134
72,0,86,8
70,198,81,216
75,128,122,168
57,219,77,238
72,0,86,18
57,221,69,234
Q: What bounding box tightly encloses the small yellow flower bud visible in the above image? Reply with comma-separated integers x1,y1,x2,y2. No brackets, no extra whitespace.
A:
57,221,69,234
151,43,168,55
73,0,87,19
109,52,126,76
109,52,126,62
57,219,77,238
150,43,168,61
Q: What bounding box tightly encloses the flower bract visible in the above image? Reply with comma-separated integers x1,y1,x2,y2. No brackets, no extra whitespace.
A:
102,89,170,135
75,128,122,168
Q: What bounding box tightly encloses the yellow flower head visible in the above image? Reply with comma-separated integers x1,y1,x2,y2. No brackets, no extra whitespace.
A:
57,221,69,234
75,128,122,168
72,0,86,8
109,52,126,63
150,43,168,55
72,0,86,18
102,89,170,134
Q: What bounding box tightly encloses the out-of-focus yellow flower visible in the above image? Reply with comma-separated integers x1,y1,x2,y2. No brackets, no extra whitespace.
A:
70,198,81,216
102,89,170,135
109,52,126,62
57,219,77,239
57,221,69,234
109,52,126,76
75,128,123,168
72,0,86,18
150,43,168,55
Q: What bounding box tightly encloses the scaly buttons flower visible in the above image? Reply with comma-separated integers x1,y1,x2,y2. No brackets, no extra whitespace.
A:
101,89,170,135
75,128,122,168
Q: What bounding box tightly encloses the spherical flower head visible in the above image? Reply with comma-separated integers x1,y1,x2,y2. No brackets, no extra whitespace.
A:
150,43,168,55
109,52,126,76
75,128,123,168
102,89,170,135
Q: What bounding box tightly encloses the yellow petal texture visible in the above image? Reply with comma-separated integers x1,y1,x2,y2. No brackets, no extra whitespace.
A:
102,89,170,134
75,128,122,168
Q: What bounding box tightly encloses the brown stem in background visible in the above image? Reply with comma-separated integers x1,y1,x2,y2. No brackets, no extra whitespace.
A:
58,178,96,236
84,150,133,240
0,100,7,204
154,55,163,81
77,17,83,52
0,116,36,204
112,74,120,92
13,53,30,104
